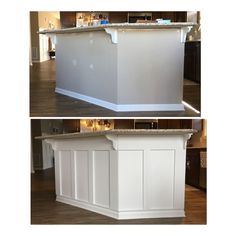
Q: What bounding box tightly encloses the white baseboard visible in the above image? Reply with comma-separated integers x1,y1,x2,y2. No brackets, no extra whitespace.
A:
56,196,185,219
57,196,118,219
55,87,184,112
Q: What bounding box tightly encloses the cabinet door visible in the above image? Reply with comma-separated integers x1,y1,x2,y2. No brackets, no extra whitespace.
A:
152,12,187,22
109,12,128,23
60,12,76,28
63,119,80,133
114,119,134,129
186,149,200,187
184,42,201,83
158,119,192,129
175,12,187,22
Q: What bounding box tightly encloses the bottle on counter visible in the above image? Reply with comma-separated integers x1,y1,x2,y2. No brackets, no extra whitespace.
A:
100,15,109,25
76,16,84,27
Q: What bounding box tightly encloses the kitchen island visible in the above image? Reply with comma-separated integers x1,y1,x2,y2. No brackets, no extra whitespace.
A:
36,129,196,219
40,23,194,112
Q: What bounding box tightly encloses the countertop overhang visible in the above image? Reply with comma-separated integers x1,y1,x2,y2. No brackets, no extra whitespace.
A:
36,129,197,140
39,22,196,34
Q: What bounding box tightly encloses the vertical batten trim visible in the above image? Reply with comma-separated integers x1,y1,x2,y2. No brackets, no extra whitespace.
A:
108,151,111,208
142,150,145,210
172,149,176,209
58,151,62,196
73,151,78,199
92,150,95,204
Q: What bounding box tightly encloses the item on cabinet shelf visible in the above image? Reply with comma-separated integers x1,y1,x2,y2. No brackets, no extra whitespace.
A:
156,19,171,24
76,17,84,27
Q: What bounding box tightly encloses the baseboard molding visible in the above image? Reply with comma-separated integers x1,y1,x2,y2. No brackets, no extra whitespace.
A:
56,196,118,219
55,87,184,112
56,196,185,219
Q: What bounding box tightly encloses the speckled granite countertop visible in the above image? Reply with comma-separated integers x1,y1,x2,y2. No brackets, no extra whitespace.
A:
36,129,197,140
39,22,196,34
187,146,206,149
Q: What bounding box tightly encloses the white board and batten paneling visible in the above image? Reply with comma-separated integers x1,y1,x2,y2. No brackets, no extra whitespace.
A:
42,129,195,219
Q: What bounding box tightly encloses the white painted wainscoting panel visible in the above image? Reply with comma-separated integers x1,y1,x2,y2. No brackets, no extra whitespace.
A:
173,148,187,209
74,150,89,202
109,150,119,211
43,131,195,219
118,150,143,211
59,151,73,198
93,150,110,208
145,150,175,210
117,135,182,150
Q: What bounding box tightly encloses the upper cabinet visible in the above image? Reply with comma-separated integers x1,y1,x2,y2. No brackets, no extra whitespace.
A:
158,119,192,129
109,12,128,23
60,11,76,28
152,11,187,22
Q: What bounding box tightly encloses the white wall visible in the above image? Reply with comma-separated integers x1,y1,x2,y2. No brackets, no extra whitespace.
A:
30,11,60,63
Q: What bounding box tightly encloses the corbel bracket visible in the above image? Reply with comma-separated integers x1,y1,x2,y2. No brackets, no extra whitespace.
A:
104,28,118,44
183,133,194,149
105,134,118,150
44,139,57,151
180,26,192,43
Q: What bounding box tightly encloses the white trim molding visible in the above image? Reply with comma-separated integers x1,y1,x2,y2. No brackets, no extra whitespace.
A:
55,87,185,112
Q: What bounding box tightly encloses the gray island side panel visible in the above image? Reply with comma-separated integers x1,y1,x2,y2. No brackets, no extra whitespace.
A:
56,31,118,103
117,28,184,104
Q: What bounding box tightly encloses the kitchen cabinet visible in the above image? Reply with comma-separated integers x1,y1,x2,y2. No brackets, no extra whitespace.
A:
114,119,134,129
158,119,192,129
109,12,128,23
60,12,76,28
62,119,80,133
152,12,187,22
184,41,201,83
186,148,206,190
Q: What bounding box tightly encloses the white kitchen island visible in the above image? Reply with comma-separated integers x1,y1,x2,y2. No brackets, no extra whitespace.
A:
36,129,196,219
40,23,194,112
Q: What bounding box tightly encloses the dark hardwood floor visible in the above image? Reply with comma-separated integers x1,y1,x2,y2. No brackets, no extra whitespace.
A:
31,168,206,224
30,60,201,117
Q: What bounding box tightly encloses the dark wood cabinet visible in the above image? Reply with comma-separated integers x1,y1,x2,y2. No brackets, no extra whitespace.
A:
175,11,187,22
186,149,200,187
186,148,206,190
152,11,187,22
109,12,128,23
63,119,80,133
184,41,201,83
114,119,134,129
60,12,76,28
158,119,192,129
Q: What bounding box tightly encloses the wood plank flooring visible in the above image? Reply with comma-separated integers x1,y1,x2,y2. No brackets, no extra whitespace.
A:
30,60,201,117
31,168,206,224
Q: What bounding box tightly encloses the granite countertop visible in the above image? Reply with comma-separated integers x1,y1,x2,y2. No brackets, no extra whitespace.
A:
186,39,201,42
39,22,196,34
35,129,197,140
187,146,206,149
